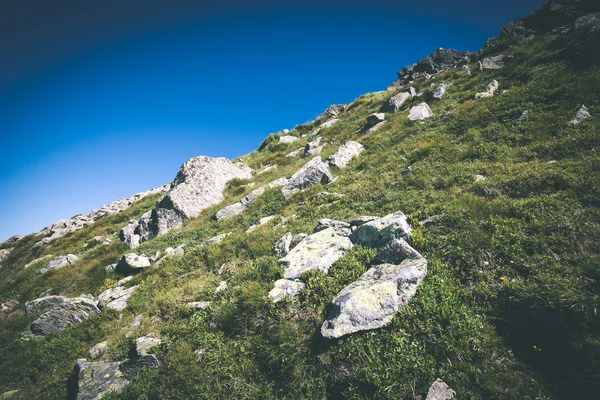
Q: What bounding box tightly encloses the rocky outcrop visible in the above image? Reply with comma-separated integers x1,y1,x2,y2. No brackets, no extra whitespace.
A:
308,118,340,141
281,157,333,199
25,297,100,337
246,215,277,232
273,233,293,256
97,286,138,311
432,83,449,99
387,92,412,112
121,156,252,248
89,341,109,358
349,212,412,248
268,279,305,302
390,48,470,87
1,235,21,247
279,135,299,144
279,227,353,279
115,253,150,275
425,379,456,400
373,238,423,265
482,55,510,69
327,141,364,169
213,281,228,297
36,254,79,275
304,136,324,158
571,104,591,124
475,80,499,99
320,104,346,118
201,232,231,247
408,103,434,121
135,334,162,356
25,295,73,314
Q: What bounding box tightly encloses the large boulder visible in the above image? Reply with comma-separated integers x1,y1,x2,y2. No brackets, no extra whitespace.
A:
25,295,73,314
321,257,427,339
387,92,412,112
273,232,293,256
327,141,364,169
281,157,333,199
115,254,150,275
408,103,434,121
72,359,129,400
268,279,305,302
26,297,100,337
279,227,353,279
278,135,298,144
349,212,412,248
304,136,324,158
425,378,456,400
36,254,79,275
373,238,423,265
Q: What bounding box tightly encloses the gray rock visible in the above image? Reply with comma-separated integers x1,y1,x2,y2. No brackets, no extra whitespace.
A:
308,118,340,141
278,135,299,144
408,86,418,97
571,104,591,125
388,92,412,112
115,253,150,275
349,216,378,228
313,219,352,237
281,157,333,199
23,254,53,269
135,335,162,356
408,103,434,121
475,80,499,99
105,263,117,273
2,235,21,247
246,215,277,233
216,178,288,221
418,214,446,227
512,110,529,124
304,136,324,158
268,279,305,302
393,48,469,86
366,113,385,126
213,281,228,297
201,233,231,247
321,257,427,339
27,297,100,337
291,233,308,248
273,232,293,256
0,249,11,265
349,212,412,248
321,104,345,117
373,238,422,265
426,379,456,400
187,301,211,310
365,121,386,133
279,227,353,279
117,276,134,286
25,295,71,314
72,359,129,400
36,254,79,275
482,55,510,70
285,148,303,158
97,286,138,311
327,141,364,169
89,341,109,358
119,354,160,380
432,83,449,99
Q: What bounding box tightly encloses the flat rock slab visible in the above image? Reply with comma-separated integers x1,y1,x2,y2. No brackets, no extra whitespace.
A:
349,212,412,248
279,227,353,280
321,257,427,339
268,279,305,302
27,298,100,337
327,141,364,169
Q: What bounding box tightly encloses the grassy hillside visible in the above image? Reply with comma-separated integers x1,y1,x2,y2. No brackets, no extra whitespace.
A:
1,22,599,400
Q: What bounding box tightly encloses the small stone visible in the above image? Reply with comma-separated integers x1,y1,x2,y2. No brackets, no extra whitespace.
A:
482,55,509,70
432,83,449,99
36,254,79,275
425,378,456,400
213,281,228,297
281,157,333,199
512,110,529,124
327,141,364,169
475,80,499,99
313,219,352,237
117,276,134,286
115,253,151,275
187,301,211,310
268,279,305,302
571,104,591,125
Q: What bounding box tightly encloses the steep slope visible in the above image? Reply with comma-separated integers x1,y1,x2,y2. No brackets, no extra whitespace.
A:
1,1,599,399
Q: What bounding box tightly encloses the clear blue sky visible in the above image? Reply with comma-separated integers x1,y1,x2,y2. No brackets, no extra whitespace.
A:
0,0,546,241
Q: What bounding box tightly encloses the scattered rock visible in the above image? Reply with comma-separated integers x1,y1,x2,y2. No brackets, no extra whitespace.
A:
327,141,364,169
279,135,299,144
321,104,346,117
105,263,117,273
304,136,324,158
247,215,277,232
309,118,340,141
482,55,510,69
2,235,21,247
281,157,333,199
97,286,138,311
310,192,345,201
279,227,353,279
115,253,151,275
402,166,413,175
285,148,303,158
71,359,129,400
512,110,529,124
119,354,160,379
291,233,308,248
349,212,412,248
321,256,427,339
387,92,412,112
348,216,378,228
117,276,134,286
0,390,21,399
475,80,499,99
25,295,72,314
24,255,53,269
135,334,162,356
571,104,591,125
425,379,456,400
373,238,423,265
268,279,305,302
313,219,352,237
26,297,100,337
273,233,293,256
89,341,109,358
215,202,246,220
408,103,434,121
201,233,231,247
433,83,450,99
476,174,487,182
187,301,211,310
391,48,470,87
408,86,418,97
418,214,446,227
36,254,79,275
213,281,228,297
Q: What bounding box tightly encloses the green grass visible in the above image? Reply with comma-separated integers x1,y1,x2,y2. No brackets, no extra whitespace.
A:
1,34,599,399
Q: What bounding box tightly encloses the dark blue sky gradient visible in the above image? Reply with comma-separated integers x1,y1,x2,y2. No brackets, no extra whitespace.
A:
0,0,546,240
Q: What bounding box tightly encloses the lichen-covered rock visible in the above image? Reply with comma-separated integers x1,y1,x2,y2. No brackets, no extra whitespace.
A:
349,212,411,248
26,297,100,337
327,141,364,169
281,157,333,199
25,295,72,314
387,92,411,112
72,359,129,400
285,148,303,158
313,219,352,237
115,253,150,275
97,286,138,311
373,238,423,265
36,254,79,274
571,104,591,124
482,55,510,69
408,103,434,121
2,235,21,247
119,354,160,380
321,257,427,339
475,80,499,99
135,334,162,356
273,232,293,256
268,279,305,302
279,228,353,279
426,378,456,400
349,216,378,228
432,83,449,99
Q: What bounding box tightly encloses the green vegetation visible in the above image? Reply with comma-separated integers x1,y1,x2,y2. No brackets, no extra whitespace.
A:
1,33,599,399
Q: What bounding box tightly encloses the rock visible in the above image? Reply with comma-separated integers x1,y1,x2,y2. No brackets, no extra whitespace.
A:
97,286,138,311
215,202,246,220
273,232,293,256
268,279,305,302
89,341,109,358
402,166,413,175
418,214,446,227
1,300,18,315
313,219,352,237
119,354,160,379
2,235,21,247
349,212,411,248
512,110,529,124
72,359,129,400
281,157,333,199
349,216,378,228
285,148,303,158
432,83,449,99
279,227,353,279
279,135,299,144
571,104,591,124
26,297,100,337
373,238,423,265
321,256,427,339
291,233,308,248
387,92,412,112
187,301,211,310
246,215,277,232
310,192,346,201
25,295,72,314
135,334,162,356
304,136,324,158
408,103,434,121
366,113,385,126
201,233,230,247
213,281,228,297
482,55,510,69
425,379,456,400
105,263,117,273
115,254,150,275
475,80,499,99
0,249,10,265
117,276,134,286
36,254,79,275
321,104,345,117
308,119,340,141
131,315,143,328
409,86,418,97
475,174,487,182
216,177,288,221
23,254,53,269
393,48,470,86
327,141,364,169
154,244,186,265
0,390,20,399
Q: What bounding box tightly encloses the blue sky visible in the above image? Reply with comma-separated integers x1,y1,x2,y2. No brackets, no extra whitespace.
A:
0,0,546,241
